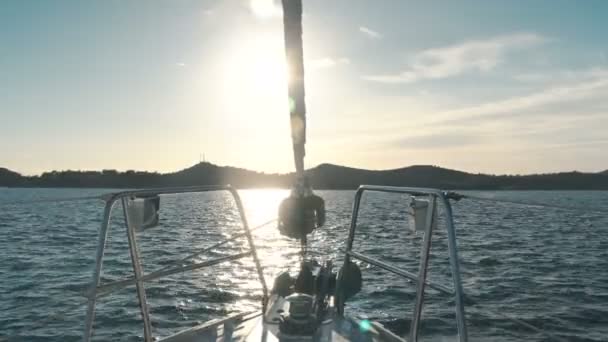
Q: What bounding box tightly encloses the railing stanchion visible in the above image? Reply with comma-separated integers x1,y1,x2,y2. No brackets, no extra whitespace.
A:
336,186,468,342
83,199,114,342
410,196,437,342
337,187,364,315
440,193,468,342
229,188,269,312
83,185,269,341
122,197,153,342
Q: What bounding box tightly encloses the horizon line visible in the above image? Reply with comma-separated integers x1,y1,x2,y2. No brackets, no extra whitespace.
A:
2,161,607,178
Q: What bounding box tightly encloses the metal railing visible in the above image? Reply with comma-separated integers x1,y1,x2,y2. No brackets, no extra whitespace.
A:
83,186,269,342
337,185,468,342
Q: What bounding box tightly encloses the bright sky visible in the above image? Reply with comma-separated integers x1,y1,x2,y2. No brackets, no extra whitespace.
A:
1,0,607,175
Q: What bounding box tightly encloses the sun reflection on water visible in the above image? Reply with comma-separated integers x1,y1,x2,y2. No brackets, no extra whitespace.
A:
237,188,304,287
238,188,288,227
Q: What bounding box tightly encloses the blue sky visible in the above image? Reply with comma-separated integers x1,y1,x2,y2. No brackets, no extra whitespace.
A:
1,0,607,175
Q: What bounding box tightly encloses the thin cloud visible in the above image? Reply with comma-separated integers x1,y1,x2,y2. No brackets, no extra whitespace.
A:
176,62,186,67
364,33,546,83
309,57,350,69
363,68,608,158
431,68,608,124
514,68,608,83
396,132,482,149
359,26,382,39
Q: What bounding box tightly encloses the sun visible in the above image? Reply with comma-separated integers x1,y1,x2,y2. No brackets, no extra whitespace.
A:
221,34,289,109
249,0,282,19
215,32,297,172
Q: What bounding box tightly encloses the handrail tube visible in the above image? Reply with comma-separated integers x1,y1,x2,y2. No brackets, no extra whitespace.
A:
336,186,364,314
339,185,468,342
228,188,269,311
83,200,114,342
95,252,252,296
409,196,437,342
84,185,269,342
439,194,468,342
159,311,261,342
357,185,445,196
100,185,235,203
122,197,153,341
346,251,453,295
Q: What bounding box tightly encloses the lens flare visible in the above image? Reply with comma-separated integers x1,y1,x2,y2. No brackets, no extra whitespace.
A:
359,319,372,333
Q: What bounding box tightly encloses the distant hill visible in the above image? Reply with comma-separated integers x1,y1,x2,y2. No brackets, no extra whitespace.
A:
306,164,608,190
164,162,290,188
1,162,608,190
307,163,493,189
0,168,22,187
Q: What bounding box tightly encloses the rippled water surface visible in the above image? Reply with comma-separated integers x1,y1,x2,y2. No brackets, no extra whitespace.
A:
1,188,607,341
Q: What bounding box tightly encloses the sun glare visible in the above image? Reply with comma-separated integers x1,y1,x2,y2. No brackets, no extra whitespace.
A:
249,0,282,18
221,34,289,118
